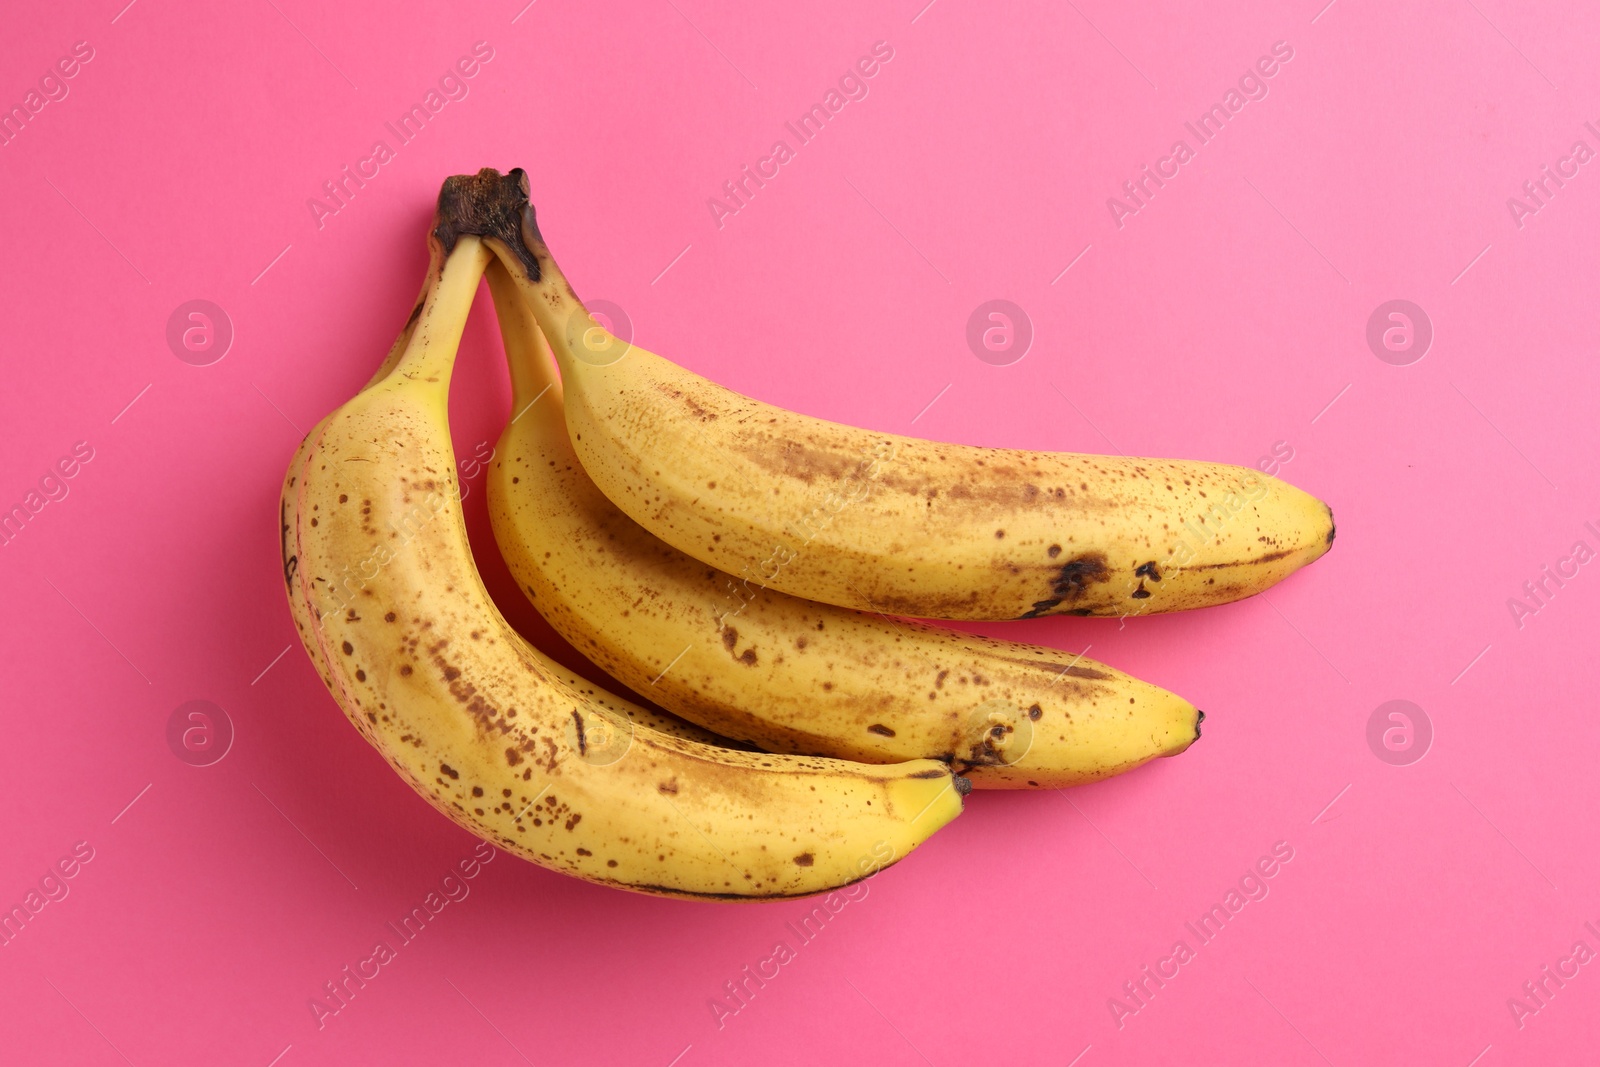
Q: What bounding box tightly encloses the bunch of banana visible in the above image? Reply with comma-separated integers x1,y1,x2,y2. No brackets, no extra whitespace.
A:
280,228,963,900
279,169,1333,900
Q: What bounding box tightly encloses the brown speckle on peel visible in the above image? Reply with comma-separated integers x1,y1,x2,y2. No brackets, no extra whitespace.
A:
440,763,459,779
341,641,353,655
506,747,523,766
867,724,896,737
1028,703,1042,720
1021,554,1112,618
739,648,757,666
794,853,814,866
1047,544,1062,558
571,709,587,756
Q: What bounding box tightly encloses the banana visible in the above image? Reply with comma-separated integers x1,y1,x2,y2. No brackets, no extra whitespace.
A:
281,221,965,900
484,258,1201,788
444,167,1334,622
279,250,728,748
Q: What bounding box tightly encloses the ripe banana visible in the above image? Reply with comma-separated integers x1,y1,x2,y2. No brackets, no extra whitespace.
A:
279,249,724,747
280,225,965,900
444,167,1334,621
483,259,1201,788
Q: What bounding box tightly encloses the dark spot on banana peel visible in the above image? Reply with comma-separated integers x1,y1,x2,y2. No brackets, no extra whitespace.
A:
794,853,814,867
1135,561,1162,581
433,167,543,279
1185,547,1297,570
571,709,587,756
439,763,459,779
867,724,896,737
1131,584,1151,599
739,648,757,666
1028,703,1042,720
1021,554,1111,618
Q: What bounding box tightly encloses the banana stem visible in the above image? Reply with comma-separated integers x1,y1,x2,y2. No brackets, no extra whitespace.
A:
391,236,491,392
487,258,563,411
362,241,445,391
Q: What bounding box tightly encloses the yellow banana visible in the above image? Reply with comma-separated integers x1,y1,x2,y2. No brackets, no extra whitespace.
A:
446,167,1334,621
280,221,964,900
279,248,724,747
484,259,1201,788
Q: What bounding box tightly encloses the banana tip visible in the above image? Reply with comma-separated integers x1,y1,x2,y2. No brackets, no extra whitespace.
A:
953,774,973,797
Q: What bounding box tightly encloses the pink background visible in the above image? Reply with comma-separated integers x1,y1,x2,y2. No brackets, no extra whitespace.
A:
2,0,1597,1063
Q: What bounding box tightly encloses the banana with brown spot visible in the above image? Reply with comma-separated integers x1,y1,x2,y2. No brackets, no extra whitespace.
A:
278,248,725,748
441,167,1334,622
282,224,964,899
483,258,1201,788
